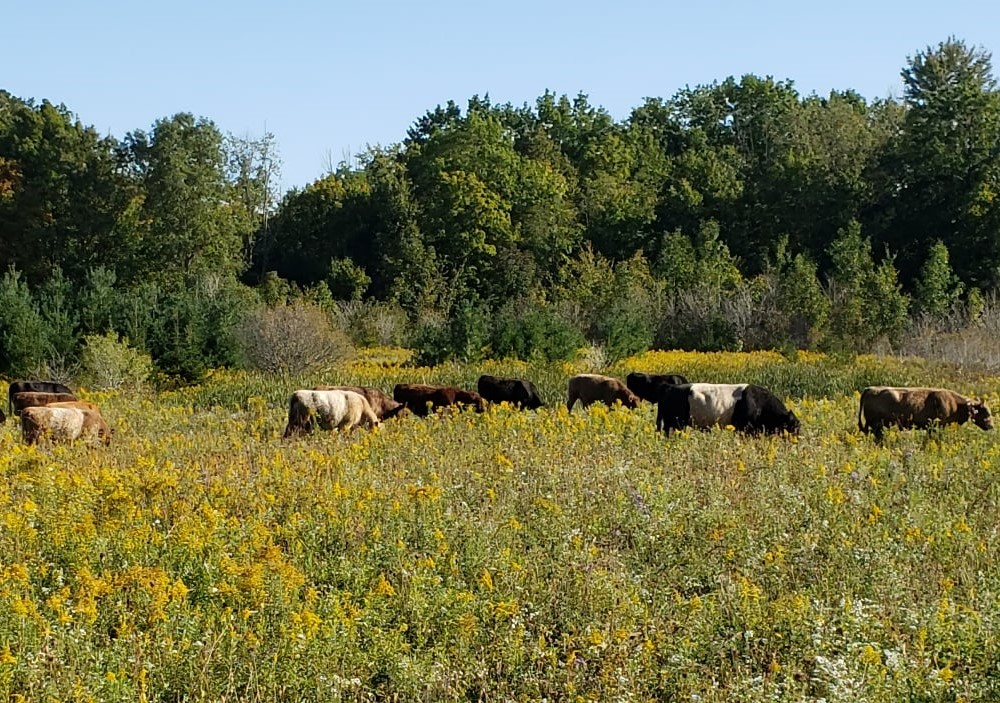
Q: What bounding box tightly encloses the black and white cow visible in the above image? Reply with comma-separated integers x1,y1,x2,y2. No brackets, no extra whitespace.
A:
656,383,799,436
626,372,690,403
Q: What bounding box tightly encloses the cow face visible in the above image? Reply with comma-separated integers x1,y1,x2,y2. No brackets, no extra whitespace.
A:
970,401,994,430
783,410,801,436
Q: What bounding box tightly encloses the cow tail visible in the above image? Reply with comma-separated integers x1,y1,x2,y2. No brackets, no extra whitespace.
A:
857,391,866,433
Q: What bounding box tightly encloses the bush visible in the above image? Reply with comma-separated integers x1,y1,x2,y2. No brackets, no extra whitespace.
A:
491,302,584,362
79,333,153,390
0,267,48,376
411,303,491,366
237,301,353,374
333,300,411,348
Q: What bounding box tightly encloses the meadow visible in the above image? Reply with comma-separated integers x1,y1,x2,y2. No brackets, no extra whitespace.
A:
2,350,1000,701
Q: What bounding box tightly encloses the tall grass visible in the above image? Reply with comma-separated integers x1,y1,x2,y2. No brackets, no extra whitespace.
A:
1,351,999,700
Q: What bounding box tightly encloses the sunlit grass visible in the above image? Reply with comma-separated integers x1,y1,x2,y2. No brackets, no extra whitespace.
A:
1,350,999,700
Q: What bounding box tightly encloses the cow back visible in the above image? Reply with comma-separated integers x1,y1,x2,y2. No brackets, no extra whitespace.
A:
13,391,79,414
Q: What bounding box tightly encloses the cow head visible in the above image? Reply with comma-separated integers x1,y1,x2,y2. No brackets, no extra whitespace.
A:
783,410,801,436
969,400,994,430
621,389,641,409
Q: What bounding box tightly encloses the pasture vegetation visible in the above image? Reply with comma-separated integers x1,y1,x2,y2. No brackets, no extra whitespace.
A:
2,350,1000,701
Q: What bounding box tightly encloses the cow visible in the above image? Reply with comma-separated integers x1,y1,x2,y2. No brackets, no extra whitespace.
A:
314,386,407,420
566,374,640,412
858,386,993,439
392,384,487,417
21,406,111,446
12,391,80,416
476,375,544,410
657,383,799,436
7,380,74,417
626,372,690,404
283,389,380,438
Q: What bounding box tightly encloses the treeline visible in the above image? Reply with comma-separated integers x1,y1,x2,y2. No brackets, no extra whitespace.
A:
2,38,1000,381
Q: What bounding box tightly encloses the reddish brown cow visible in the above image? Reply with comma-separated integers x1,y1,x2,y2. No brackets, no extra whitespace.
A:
859,386,993,438
314,386,407,420
12,391,79,415
393,384,487,416
566,374,640,412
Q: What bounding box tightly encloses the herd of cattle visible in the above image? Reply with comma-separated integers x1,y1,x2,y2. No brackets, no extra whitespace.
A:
2,373,994,446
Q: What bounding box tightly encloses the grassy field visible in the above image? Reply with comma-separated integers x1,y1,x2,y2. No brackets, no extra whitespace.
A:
2,350,1000,701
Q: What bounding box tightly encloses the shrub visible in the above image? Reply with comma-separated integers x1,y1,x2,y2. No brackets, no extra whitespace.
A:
0,267,48,376
79,332,154,390
491,302,584,362
237,301,353,374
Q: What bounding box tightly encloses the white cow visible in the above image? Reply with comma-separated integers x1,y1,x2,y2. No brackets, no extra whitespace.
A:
21,406,111,445
283,389,380,438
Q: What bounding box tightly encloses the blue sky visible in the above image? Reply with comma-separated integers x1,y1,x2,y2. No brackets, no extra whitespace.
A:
7,0,998,191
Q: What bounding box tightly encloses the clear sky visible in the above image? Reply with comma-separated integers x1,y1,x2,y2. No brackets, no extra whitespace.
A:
6,0,998,191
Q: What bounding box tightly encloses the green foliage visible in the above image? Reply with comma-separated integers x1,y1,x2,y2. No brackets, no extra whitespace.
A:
79,332,153,390
914,241,964,318
36,266,79,362
490,301,584,362
825,221,910,351
326,258,371,301
0,267,47,375
777,254,829,348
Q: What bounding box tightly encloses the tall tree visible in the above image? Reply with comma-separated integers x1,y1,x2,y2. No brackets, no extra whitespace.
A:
880,38,1000,287
125,113,241,285
225,130,282,273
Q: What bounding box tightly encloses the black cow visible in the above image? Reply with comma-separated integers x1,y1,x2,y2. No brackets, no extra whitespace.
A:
477,375,544,410
7,380,74,418
731,385,800,436
626,372,689,403
656,383,799,436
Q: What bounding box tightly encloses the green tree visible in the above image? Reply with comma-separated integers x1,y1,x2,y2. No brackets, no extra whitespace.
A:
0,267,47,375
0,92,132,285
882,38,1000,287
913,240,964,318
125,113,242,284
777,253,829,348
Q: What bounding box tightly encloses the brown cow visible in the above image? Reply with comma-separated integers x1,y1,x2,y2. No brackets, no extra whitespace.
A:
12,391,79,415
314,386,407,420
21,406,111,446
392,384,487,417
566,374,640,412
284,389,381,438
47,400,103,413
858,386,994,438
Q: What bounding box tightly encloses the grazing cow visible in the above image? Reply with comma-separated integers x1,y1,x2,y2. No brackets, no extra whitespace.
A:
731,385,800,436
392,384,487,417
626,372,690,403
566,374,640,412
283,389,380,438
477,375,545,410
657,383,799,435
8,380,74,417
12,391,80,415
21,406,111,446
314,386,407,420
858,386,993,439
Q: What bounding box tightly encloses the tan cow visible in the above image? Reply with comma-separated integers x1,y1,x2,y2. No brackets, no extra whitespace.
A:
21,406,111,446
12,391,79,415
858,386,993,438
284,389,380,438
314,386,406,420
566,374,641,412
